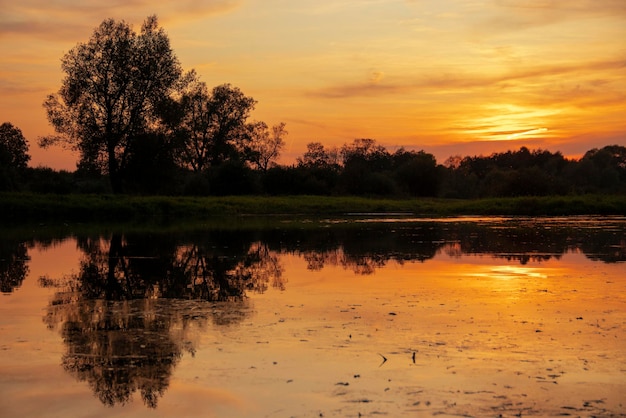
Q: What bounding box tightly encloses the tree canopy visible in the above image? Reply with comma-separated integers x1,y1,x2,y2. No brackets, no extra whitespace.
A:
0,122,30,191
0,122,29,169
171,77,257,172
41,16,182,193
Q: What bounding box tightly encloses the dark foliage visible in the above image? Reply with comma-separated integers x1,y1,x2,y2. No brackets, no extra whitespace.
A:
439,145,626,198
121,132,182,195
0,122,30,191
207,161,260,196
272,165,337,195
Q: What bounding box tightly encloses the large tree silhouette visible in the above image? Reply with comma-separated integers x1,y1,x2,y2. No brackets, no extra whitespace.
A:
41,16,182,193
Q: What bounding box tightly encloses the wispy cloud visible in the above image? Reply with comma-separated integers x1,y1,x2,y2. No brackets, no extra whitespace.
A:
0,20,90,41
0,0,241,40
307,58,625,99
473,0,626,36
0,79,48,96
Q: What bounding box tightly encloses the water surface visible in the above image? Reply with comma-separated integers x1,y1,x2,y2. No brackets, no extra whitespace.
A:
1,217,624,417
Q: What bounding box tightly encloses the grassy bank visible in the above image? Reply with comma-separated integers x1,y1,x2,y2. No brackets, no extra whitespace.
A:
2,193,625,224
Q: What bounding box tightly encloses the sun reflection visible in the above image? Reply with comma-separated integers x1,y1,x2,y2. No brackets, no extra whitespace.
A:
463,264,553,299
476,265,547,281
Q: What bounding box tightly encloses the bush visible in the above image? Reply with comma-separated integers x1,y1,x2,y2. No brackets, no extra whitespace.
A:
208,162,259,196
182,172,211,196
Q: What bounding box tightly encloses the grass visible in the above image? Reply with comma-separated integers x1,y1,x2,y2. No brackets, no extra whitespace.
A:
2,193,625,225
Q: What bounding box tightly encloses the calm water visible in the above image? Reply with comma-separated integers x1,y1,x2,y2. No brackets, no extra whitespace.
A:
1,216,625,417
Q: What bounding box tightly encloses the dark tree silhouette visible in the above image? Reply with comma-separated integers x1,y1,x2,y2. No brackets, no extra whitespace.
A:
172,76,257,171
41,16,182,193
297,142,340,169
339,138,395,195
0,122,30,190
392,149,440,196
575,145,626,193
0,122,30,169
441,146,574,198
247,121,287,172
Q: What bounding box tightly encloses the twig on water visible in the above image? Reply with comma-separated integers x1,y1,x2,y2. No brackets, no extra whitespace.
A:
378,353,388,367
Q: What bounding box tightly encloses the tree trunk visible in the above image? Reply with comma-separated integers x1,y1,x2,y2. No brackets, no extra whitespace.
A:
108,143,123,194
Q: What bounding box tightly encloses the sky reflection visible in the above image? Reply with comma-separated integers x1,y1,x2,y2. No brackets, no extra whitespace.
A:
0,218,624,416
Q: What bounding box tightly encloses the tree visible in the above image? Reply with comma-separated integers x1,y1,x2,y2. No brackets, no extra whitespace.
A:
0,122,30,169
174,78,256,171
392,149,440,197
297,142,340,169
247,121,287,171
0,122,30,190
41,16,182,193
576,145,626,193
339,139,394,195
340,138,390,169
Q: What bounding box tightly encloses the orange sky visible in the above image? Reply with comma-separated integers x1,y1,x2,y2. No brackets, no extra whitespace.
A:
1,0,624,170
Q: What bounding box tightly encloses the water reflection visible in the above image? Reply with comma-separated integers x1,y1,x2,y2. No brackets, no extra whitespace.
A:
46,298,188,408
269,217,626,268
0,238,29,293
3,217,625,409
41,231,282,408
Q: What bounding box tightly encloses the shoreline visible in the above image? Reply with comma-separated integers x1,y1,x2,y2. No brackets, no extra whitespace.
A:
2,193,626,224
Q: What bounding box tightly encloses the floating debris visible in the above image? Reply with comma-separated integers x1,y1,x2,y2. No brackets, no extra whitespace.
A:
378,353,388,366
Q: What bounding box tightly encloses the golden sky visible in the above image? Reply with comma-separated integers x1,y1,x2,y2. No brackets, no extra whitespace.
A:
1,0,624,169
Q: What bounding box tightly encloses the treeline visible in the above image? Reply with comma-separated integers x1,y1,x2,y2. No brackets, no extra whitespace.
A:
1,16,625,198
2,121,626,198
441,144,626,198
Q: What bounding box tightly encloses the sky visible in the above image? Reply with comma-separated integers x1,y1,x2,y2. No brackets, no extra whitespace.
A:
1,0,625,170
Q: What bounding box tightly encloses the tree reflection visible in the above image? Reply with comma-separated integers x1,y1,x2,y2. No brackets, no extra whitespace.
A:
0,240,29,293
43,231,284,408
26,218,626,408
442,220,626,264
49,299,183,408
268,224,447,274
260,219,625,272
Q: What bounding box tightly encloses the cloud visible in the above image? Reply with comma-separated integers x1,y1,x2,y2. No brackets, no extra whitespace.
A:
0,0,241,40
0,79,48,96
494,0,626,16
307,58,625,99
474,0,626,36
0,20,90,41
308,70,410,98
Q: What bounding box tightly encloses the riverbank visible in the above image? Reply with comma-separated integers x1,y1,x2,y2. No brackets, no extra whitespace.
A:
2,193,625,224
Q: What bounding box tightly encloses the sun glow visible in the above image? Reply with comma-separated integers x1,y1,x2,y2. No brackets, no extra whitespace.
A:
479,265,547,281
455,104,559,143
506,127,549,140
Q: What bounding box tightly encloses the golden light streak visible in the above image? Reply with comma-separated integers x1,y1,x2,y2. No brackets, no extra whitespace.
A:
506,127,549,140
